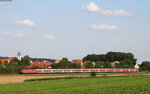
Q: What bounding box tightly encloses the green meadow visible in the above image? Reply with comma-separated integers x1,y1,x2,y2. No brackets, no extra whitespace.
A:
0,75,150,94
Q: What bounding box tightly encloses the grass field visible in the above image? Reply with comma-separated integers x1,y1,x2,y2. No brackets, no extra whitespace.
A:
0,72,150,84
0,75,150,94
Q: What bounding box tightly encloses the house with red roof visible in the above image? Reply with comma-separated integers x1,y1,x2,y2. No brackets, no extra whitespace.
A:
72,59,82,64
28,61,52,68
0,58,14,65
72,59,84,67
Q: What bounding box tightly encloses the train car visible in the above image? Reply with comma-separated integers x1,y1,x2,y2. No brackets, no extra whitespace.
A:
20,69,37,73
21,68,139,74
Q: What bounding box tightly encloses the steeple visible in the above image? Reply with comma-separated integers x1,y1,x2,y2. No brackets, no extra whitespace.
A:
17,51,22,60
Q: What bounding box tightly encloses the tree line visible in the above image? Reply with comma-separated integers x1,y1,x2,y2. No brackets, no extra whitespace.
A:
140,61,150,71
0,56,30,74
82,51,137,68
51,58,81,69
0,51,150,74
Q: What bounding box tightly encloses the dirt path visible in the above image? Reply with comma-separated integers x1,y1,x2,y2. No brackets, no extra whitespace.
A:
0,73,150,84
0,76,67,84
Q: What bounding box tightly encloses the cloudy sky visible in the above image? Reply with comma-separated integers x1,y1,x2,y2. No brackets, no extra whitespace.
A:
0,0,150,63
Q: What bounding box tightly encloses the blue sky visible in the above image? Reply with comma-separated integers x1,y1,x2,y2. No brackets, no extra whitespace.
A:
0,0,150,63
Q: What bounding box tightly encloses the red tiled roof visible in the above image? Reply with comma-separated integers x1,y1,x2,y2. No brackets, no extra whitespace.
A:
111,61,120,67
72,59,83,63
0,58,14,64
28,61,51,68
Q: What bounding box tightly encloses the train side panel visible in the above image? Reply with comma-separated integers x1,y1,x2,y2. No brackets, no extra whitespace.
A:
21,69,139,74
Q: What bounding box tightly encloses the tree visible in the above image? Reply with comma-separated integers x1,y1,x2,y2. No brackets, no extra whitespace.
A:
141,61,150,71
61,58,68,63
69,63,81,69
126,53,137,65
94,63,101,68
119,59,135,68
31,65,39,69
103,62,112,68
90,72,96,76
19,56,31,66
83,54,106,62
51,63,59,69
10,58,20,64
85,61,93,68
82,51,137,68
58,57,69,69
0,61,2,66
3,61,9,66
0,62,25,74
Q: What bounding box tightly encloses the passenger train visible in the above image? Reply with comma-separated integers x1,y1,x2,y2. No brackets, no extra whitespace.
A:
21,68,139,74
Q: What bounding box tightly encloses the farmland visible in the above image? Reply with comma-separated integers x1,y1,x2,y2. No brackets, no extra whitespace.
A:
0,72,150,84
0,74,150,94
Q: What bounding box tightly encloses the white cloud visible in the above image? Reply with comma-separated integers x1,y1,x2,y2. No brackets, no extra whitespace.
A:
43,34,55,40
1,32,55,40
92,24,120,31
14,32,25,38
2,32,12,36
102,9,132,16
83,2,101,12
1,31,25,38
15,20,36,26
83,2,132,16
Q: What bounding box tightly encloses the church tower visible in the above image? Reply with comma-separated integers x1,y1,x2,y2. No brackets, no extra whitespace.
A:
17,51,22,60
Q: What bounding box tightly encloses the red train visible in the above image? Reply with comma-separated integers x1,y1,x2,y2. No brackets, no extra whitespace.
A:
21,68,139,74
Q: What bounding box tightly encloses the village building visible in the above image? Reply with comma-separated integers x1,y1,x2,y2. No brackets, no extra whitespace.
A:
111,61,120,67
17,51,22,60
0,52,22,65
28,61,52,68
54,60,61,63
72,59,83,66
134,64,139,69
0,58,14,65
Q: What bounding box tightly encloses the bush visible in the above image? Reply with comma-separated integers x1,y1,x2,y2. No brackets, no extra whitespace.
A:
0,64,25,74
90,72,96,77
141,61,150,71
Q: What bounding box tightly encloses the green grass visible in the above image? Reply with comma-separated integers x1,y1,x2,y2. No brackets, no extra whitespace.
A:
0,76,150,94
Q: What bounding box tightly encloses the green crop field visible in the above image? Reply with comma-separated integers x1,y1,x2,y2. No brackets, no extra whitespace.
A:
0,76,150,94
